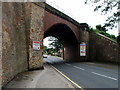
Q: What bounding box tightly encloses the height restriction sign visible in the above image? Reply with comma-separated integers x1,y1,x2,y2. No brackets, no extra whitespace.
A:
80,43,86,56
33,41,40,50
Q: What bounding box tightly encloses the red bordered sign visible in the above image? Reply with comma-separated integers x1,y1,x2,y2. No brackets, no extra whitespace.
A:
80,43,86,56
33,41,40,50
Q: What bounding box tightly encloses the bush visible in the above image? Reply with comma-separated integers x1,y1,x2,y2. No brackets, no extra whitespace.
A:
104,33,111,38
90,26,117,42
92,29,100,33
110,35,116,39
89,27,94,32
99,31,105,35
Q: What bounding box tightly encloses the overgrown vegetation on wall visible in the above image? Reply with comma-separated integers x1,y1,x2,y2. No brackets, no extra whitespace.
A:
89,25,118,42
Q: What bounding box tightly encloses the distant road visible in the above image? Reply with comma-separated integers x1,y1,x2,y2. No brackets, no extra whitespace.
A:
44,56,118,88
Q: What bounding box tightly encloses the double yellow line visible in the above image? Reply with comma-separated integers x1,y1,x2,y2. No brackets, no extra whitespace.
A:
50,64,84,90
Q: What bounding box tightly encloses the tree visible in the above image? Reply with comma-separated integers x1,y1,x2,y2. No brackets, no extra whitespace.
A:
48,36,63,52
47,48,55,55
43,46,47,53
96,25,107,32
85,0,120,29
85,0,120,44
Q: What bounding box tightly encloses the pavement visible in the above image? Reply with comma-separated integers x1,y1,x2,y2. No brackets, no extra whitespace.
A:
44,56,119,89
3,61,74,89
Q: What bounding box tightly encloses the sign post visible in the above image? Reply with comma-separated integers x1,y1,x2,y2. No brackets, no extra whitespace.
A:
80,43,86,56
33,41,40,50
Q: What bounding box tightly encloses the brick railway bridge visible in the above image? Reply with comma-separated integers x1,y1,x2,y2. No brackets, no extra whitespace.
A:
1,2,120,87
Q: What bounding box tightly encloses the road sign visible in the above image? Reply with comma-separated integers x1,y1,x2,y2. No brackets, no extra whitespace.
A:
80,43,86,56
33,41,40,50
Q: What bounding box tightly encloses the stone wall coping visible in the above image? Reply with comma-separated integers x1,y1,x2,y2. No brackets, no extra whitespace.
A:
92,32,118,45
33,2,45,8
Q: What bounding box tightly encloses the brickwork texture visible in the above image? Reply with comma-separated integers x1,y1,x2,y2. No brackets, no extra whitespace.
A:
89,33,120,63
1,2,45,86
1,2,120,88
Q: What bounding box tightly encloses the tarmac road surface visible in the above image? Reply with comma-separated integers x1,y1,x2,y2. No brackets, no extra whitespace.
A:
44,56,118,89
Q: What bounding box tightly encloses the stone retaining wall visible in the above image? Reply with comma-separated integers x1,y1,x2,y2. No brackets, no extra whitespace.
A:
2,2,28,86
1,2,45,87
89,32,120,63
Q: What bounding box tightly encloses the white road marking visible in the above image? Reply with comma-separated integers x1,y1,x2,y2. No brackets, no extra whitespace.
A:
65,63,85,70
65,63,71,66
73,66,85,70
92,72,117,81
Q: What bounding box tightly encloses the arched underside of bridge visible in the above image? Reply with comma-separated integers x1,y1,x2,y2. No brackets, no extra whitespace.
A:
44,23,79,62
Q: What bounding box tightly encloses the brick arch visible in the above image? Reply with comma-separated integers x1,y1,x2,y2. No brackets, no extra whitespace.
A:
43,10,80,42
44,22,79,62
44,23,78,46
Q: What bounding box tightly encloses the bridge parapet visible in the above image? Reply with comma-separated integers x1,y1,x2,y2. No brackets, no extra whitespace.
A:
44,3,80,27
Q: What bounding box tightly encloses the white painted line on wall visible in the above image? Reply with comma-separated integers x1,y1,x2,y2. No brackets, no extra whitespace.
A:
73,66,85,70
92,72,117,81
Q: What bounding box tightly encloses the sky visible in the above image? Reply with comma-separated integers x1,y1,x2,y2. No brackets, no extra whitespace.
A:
44,0,118,47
